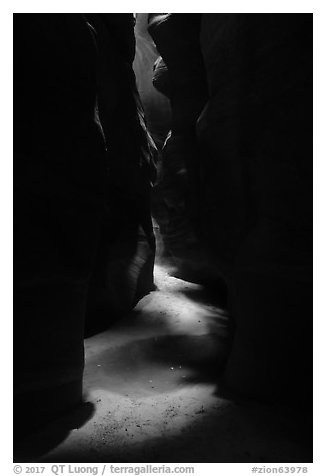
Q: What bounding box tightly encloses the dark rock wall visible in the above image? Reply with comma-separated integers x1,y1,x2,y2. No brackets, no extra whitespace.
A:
200,14,312,405
14,13,155,433
148,13,312,405
84,14,156,327
199,14,312,274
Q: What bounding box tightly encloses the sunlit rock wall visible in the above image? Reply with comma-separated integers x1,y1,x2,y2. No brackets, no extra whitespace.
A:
148,14,217,282
134,13,171,144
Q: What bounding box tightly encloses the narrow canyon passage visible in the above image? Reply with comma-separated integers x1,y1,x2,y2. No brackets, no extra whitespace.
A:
14,264,311,463
13,13,312,465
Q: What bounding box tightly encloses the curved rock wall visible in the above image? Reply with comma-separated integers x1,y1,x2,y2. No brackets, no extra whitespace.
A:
148,13,312,405
14,13,155,433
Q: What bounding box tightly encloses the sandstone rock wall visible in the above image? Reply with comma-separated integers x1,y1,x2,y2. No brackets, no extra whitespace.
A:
14,13,155,433
148,13,312,404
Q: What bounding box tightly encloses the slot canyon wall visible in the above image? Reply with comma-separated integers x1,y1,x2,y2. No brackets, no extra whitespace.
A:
133,14,171,145
14,13,156,434
147,13,312,405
